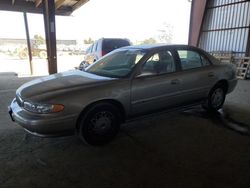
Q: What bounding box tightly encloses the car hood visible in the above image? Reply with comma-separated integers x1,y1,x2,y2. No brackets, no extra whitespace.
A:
17,70,114,99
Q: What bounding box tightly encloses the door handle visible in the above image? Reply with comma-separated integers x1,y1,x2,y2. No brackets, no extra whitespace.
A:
208,72,214,77
171,79,180,85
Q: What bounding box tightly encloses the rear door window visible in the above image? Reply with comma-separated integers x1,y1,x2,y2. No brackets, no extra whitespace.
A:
103,39,130,54
86,44,94,53
141,50,176,75
177,50,210,70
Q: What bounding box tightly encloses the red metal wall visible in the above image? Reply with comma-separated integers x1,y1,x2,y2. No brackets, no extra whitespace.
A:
188,0,207,46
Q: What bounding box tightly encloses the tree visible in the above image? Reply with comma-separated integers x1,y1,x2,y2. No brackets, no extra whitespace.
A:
84,38,94,44
158,23,173,44
33,35,45,45
141,38,158,44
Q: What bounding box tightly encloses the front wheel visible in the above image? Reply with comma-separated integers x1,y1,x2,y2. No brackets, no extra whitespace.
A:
202,84,226,111
78,103,121,146
79,61,90,71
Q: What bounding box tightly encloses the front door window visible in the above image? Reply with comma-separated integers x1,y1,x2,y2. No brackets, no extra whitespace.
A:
140,50,176,76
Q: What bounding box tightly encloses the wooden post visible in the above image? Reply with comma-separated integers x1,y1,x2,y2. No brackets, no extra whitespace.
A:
43,0,57,74
23,12,33,75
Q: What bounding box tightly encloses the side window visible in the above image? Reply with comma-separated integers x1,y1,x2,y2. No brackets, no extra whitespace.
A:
86,45,92,53
92,42,98,52
177,50,209,70
87,44,94,53
201,55,211,66
141,50,176,75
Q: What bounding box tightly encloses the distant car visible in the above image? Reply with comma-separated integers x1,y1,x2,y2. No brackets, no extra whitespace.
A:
9,44,237,145
79,38,131,70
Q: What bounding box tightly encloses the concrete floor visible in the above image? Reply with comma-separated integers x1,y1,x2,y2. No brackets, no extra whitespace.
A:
0,73,250,188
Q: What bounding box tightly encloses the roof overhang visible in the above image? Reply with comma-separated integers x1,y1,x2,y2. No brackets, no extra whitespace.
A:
0,0,89,16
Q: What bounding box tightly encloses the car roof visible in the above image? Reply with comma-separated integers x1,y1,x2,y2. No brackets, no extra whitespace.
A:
120,44,201,51
99,38,130,42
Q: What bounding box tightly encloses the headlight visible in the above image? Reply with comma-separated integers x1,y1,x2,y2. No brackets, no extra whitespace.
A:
23,101,64,113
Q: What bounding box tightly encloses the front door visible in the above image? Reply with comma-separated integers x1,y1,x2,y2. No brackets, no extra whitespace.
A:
131,49,182,115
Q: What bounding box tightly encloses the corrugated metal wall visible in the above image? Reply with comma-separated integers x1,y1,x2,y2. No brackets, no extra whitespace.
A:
199,0,250,57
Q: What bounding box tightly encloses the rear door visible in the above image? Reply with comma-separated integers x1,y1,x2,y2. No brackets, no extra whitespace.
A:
175,47,217,103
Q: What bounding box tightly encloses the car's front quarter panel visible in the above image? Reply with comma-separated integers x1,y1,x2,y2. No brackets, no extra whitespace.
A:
51,78,131,118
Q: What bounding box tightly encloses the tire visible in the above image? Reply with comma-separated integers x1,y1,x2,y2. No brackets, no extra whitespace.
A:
39,50,47,59
78,103,121,146
202,84,226,111
85,61,90,67
79,61,90,71
18,51,28,59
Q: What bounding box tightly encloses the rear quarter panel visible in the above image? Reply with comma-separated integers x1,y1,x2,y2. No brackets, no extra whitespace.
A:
212,62,237,93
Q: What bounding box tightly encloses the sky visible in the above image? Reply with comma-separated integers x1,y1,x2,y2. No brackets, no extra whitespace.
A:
0,0,191,44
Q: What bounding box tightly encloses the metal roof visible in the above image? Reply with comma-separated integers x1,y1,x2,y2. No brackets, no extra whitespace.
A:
0,0,89,15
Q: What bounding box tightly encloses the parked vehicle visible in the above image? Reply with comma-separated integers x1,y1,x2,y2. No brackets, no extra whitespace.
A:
9,44,237,145
79,38,131,70
17,44,47,59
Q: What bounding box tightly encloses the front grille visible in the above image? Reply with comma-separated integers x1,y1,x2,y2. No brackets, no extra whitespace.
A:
16,94,24,107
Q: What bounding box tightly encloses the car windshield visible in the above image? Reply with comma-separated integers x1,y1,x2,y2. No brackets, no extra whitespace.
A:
86,49,146,78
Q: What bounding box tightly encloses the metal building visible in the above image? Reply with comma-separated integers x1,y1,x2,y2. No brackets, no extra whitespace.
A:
189,0,250,78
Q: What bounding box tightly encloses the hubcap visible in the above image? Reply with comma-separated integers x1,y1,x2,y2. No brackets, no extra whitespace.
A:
211,88,224,108
89,111,113,134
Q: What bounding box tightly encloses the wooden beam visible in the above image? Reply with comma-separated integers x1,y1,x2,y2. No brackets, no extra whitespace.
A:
55,0,66,9
188,0,208,46
0,0,86,16
35,0,43,7
0,1,72,16
72,0,89,11
23,12,34,75
43,0,58,74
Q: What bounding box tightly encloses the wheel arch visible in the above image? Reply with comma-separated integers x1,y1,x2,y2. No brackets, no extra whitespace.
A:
214,79,228,93
76,99,126,131
203,79,228,111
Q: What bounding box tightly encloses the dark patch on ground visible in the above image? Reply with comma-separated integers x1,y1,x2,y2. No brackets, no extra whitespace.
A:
182,107,250,135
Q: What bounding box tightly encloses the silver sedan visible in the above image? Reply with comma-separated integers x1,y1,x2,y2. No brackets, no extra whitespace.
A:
9,45,237,145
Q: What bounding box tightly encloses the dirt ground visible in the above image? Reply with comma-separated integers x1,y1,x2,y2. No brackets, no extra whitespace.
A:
0,73,250,188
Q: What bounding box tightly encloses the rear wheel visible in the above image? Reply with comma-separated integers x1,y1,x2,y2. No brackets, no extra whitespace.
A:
78,103,121,145
202,84,226,111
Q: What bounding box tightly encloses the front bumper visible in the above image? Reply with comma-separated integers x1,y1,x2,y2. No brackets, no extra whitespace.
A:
9,98,78,137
